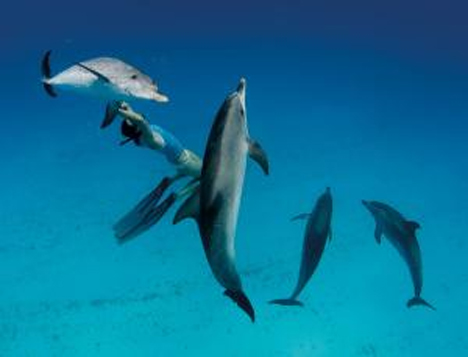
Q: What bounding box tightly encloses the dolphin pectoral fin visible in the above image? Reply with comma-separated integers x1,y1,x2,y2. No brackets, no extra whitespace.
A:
374,223,383,244
76,62,112,83
224,290,255,323
41,50,57,97
101,101,122,129
291,213,311,222
248,139,269,175
405,220,421,235
407,296,436,311
269,298,304,307
173,189,200,225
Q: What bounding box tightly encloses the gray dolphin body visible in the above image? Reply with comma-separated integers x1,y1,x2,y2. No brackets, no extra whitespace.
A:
362,200,435,310
41,51,168,128
270,187,333,307
173,79,269,322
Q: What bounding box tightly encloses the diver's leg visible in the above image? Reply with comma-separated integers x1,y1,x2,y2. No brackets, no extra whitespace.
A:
175,149,202,178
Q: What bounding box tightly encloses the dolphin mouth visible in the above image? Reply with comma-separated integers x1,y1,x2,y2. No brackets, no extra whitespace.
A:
237,77,246,93
152,91,169,103
236,78,246,111
361,200,369,207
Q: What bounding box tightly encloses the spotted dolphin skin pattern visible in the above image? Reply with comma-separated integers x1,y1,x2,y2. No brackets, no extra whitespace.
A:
41,50,168,103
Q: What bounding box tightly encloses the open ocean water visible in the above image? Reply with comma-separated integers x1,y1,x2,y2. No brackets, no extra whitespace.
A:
1,1,468,355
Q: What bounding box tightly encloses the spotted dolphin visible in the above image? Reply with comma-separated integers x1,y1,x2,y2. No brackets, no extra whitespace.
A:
41,51,168,128
173,78,269,322
270,187,333,307
362,200,435,310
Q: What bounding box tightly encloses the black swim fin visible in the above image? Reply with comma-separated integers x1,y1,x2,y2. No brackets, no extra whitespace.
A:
41,50,57,97
115,193,177,244
141,193,178,227
224,290,255,323
269,298,304,307
113,176,178,244
407,296,436,311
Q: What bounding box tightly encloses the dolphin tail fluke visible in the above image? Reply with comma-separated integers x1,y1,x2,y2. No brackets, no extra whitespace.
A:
224,290,255,323
269,298,304,307
41,50,57,97
407,296,436,311
101,101,122,129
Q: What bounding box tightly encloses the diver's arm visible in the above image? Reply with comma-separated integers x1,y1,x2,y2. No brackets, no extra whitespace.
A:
118,102,202,178
117,103,165,150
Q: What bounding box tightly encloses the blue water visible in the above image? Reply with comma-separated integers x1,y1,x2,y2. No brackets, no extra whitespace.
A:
2,1,468,355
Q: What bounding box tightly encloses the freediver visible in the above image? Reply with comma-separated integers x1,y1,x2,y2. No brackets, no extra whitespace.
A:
108,101,202,243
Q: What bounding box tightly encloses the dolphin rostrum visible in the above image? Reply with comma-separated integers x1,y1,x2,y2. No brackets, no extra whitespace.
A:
362,200,435,310
270,187,333,307
41,51,169,128
173,78,269,322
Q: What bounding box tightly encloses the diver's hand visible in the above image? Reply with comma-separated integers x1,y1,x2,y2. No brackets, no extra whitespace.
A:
117,102,146,123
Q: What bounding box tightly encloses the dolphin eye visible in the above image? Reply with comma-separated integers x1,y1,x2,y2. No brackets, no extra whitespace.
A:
131,74,138,80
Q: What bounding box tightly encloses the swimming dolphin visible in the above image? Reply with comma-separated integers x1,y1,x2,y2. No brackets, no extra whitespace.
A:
41,51,169,128
173,78,269,322
362,200,435,310
270,187,333,307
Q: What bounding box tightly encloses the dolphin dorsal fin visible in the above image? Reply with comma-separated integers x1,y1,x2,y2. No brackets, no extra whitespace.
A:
374,222,383,244
76,62,111,83
291,213,311,222
405,220,421,235
248,139,269,175
173,189,200,225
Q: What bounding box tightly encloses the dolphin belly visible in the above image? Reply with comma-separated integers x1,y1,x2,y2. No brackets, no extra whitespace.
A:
48,66,96,87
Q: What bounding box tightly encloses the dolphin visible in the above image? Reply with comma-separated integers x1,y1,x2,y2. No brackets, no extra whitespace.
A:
270,187,333,307
362,200,435,310
173,78,269,322
41,51,169,128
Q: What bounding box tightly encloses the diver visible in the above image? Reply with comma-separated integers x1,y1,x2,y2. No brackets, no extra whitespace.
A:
116,101,202,178
108,101,201,243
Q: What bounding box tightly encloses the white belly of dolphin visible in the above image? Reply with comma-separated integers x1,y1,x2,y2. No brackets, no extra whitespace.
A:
47,67,127,99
